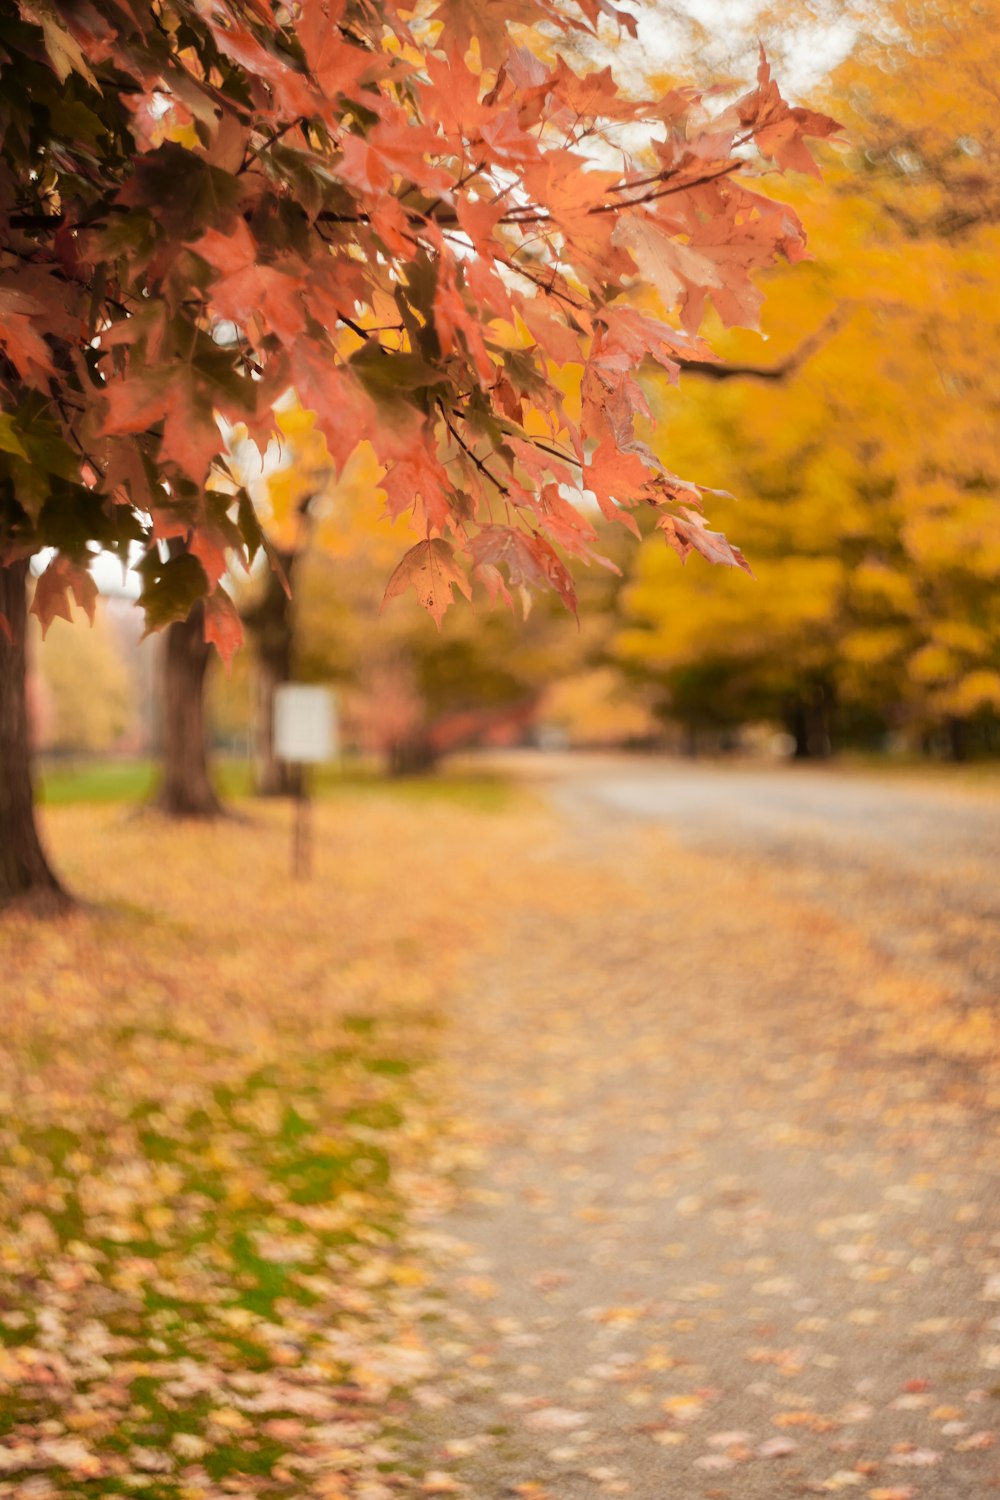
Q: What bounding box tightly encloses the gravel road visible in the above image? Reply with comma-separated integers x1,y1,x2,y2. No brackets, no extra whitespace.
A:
548,756,1000,1015
421,759,1000,1500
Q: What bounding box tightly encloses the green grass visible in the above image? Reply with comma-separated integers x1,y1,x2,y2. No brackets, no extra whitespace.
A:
313,762,514,810
36,756,513,810
37,757,163,806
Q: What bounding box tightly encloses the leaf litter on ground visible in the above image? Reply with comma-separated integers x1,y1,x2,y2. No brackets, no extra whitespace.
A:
0,794,537,1500
2,784,999,1500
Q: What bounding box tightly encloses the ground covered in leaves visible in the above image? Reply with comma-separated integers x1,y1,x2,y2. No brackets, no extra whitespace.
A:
1,770,998,1500
0,786,524,1500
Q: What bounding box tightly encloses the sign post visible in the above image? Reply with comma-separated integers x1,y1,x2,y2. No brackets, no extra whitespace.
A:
273,685,337,879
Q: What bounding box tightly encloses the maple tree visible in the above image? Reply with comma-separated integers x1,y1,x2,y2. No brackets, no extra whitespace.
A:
0,0,837,908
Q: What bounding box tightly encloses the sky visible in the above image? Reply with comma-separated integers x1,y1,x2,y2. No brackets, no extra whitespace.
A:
620,0,857,99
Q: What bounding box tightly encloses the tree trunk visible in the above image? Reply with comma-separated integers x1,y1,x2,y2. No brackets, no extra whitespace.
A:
786,685,834,760
946,715,968,763
245,548,298,797
787,699,810,759
814,679,835,758
155,601,224,818
388,731,436,777
254,653,295,795
0,558,72,913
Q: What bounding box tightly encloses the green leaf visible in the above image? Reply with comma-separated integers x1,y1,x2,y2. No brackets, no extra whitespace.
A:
91,210,158,266
14,396,80,481
130,144,244,243
351,345,441,400
49,98,108,152
5,456,52,525
37,483,120,553
138,551,209,633
267,144,331,221
0,414,27,459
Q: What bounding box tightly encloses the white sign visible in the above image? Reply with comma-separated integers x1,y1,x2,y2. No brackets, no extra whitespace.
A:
274,685,337,764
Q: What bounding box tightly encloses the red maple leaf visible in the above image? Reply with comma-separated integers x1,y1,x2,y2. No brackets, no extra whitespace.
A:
203,586,243,669
30,556,98,637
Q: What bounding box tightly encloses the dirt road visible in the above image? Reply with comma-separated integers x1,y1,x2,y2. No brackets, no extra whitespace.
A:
421,761,1000,1500
548,755,1000,1015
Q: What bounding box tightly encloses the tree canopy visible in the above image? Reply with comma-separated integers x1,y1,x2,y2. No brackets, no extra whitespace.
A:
1,0,838,658
618,0,1000,752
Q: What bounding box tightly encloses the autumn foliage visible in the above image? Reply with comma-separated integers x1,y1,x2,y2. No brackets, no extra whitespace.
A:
1,0,837,652
618,0,1000,754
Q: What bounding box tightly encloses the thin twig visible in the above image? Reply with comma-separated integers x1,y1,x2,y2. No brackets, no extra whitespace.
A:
239,117,307,174
438,401,509,495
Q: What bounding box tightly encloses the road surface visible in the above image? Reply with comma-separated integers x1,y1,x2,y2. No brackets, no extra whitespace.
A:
542,755,1000,1017
416,756,1000,1500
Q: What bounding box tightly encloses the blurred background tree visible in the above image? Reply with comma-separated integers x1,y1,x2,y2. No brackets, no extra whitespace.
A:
234,435,637,775
618,0,1000,758
30,602,132,758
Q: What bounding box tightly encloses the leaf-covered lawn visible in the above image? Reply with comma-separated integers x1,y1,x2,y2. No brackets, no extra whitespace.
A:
0,793,528,1500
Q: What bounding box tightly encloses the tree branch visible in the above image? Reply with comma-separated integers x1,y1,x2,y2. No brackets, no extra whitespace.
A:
239,117,308,174
438,402,509,495
678,310,845,381
317,159,745,236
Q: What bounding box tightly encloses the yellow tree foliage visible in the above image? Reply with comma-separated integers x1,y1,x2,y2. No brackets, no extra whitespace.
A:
619,0,1000,748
